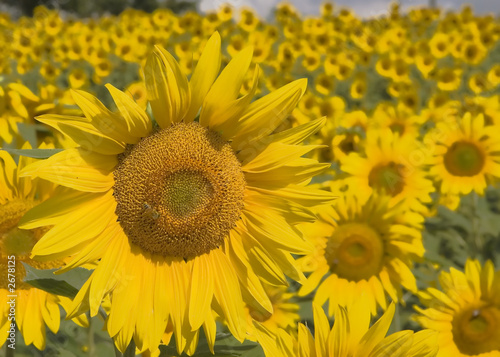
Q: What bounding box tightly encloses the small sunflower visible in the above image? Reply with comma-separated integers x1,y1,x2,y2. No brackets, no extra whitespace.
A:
426,113,500,198
414,259,500,356
19,33,333,355
297,191,424,316
244,283,300,340
341,129,435,213
0,147,87,350
256,300,439,357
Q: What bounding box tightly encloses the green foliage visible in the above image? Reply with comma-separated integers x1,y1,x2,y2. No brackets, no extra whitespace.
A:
1,148,63,159
23,264,92,298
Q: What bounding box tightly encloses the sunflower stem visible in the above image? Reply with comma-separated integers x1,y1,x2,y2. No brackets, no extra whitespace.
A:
470,192,482,258
5,342,14,357
87,312,95,357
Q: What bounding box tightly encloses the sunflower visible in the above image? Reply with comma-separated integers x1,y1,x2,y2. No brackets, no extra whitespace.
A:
244,283,300,340
0,147,87,350
436,67,462,92
341,128,435,213
426,113,500,199
297,191,424,317
19,33,333,355
414,259,500,356
256,300,439,357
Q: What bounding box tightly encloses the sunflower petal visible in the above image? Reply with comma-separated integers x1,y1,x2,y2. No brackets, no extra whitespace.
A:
231,79,307,148
145,46,190,127
36,114,126,155
200,46,253,129
184,32,221,122
71,89,136,143
105,84,152,138
20,148,116,192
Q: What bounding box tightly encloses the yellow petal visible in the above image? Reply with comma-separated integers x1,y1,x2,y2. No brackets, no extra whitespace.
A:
242,142,323,173
200,46,253,129
188,253,214,330
144,46,190,128
184,32,221,122
71,89,137,144
231,79,307,148
210,249,245,341
36,114,126,155
356,303,395,356
21,148,116,192
106,84,152,138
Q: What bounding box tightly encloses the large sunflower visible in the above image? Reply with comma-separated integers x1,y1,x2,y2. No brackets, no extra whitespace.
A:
426,113,500,204
255,300,439,357
414,259,500,356
19,33,333,354
341,128,435,214
0,147,87,350
297,190,424,316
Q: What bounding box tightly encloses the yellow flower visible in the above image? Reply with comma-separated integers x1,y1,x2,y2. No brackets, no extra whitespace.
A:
125,81,148,111
350,72,367,99
0,147,87,350
429,32,450,59
461,40,487,65
238,8,259,32
468,72,491,94
341,129,435,213
297,192,424,316
68,68,89,89
426,113,500,197
436,67,462,91
415,52,437,79
256,300,439,357
314,73,335,96
487,64,500,87
20,33,333,355
245,284,299,340
415,259,500,356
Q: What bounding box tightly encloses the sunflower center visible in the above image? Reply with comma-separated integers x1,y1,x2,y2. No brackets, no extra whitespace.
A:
162,171,214,218
325,223,384,281
452,305,500,355
444,141,485,176
368,162,405,196
113,122,246,259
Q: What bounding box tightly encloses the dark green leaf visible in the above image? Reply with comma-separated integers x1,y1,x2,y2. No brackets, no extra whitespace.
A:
1,148,63,159
22,263,92,299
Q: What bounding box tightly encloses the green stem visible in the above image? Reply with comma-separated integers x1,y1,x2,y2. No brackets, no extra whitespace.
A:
87,312,95,357
470,192,482,258
5,342,14,357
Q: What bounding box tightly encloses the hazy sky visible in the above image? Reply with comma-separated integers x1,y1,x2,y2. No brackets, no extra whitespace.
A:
199,0,500,18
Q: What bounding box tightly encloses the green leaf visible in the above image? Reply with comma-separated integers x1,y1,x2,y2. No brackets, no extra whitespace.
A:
1,148,63,159
17,122,39,148
22,263,92,299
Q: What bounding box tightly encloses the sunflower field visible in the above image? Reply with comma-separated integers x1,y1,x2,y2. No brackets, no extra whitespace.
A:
1,1,500,356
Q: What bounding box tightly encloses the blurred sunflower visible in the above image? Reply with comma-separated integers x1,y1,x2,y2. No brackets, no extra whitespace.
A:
426,113,500,201
256,301,439,357
0,147,87,350
415,259,500,356
297,192,424,316
341,129,435,213
245,283,299,340
19,33,333,355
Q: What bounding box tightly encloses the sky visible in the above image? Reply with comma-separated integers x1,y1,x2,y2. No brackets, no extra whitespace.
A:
199,0,500,18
